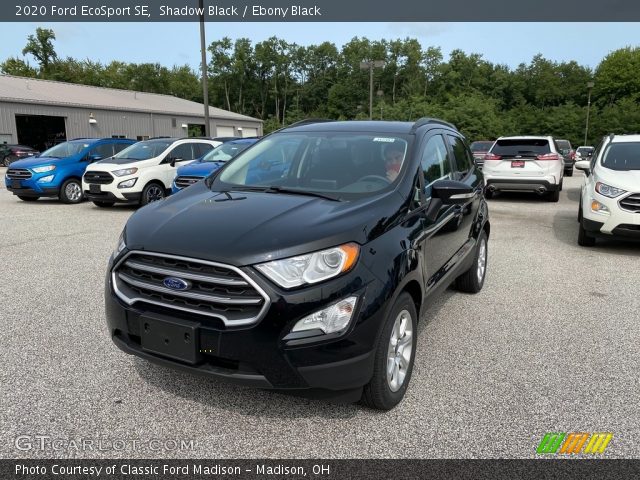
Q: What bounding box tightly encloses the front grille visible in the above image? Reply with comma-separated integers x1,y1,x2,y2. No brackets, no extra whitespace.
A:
175,176,203,189
619,193,640,213
112,251,269,327
7,168,32,179
84,171,114,184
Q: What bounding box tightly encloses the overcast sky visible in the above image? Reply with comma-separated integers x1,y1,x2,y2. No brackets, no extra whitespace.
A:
1,22,638,71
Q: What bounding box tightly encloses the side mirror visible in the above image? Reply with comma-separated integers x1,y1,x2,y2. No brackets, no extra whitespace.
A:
431,180,475,205
575,160,591,175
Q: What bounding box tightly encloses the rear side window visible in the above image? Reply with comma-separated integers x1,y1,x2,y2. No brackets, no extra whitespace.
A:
491,139,551,157
170,143,196,161
601,142,640,171
90,143,115,159
447,135,474,177
421,135,452,196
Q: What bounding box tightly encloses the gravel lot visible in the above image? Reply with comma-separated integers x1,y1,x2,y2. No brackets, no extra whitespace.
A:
1,170,639,459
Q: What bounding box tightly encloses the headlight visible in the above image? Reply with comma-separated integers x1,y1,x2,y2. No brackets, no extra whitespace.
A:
595,182,626,198
118,178,137,189
113,167,138,177
113,230,126,257
291,297,358,335
32,165,55,173
37,175,54,183
256,243,359,288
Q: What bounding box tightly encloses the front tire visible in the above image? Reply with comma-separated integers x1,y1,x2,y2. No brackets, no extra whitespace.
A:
455,230,488,293
3,155,16,167
60,179,83,204
141,182,166,206
578,220,596,246
361,293,417,410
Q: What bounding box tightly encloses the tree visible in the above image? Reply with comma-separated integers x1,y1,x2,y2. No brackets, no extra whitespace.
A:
0,57,38,77
22,28,58,73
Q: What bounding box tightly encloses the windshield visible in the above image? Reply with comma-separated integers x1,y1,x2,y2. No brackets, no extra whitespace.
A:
491,139,551,157
114,140,172,161
40,141,91,158
215,132,411,200
202,142,254,163
470,141,493,152
601,142,640,171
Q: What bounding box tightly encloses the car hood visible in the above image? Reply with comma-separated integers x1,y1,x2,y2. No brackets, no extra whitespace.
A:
176,161,225,177
124,182,404,267
8,156,75,169
596,168,640,193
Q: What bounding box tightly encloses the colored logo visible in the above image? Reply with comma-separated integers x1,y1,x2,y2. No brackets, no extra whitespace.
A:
162,277,191,291
537,432,613,455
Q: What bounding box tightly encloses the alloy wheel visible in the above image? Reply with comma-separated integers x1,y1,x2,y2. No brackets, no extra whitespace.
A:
386,309,414,392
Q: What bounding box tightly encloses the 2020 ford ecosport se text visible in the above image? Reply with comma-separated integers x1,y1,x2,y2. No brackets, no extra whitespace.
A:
105,119,490,410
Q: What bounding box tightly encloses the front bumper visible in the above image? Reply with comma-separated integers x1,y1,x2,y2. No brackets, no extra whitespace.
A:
582,192,640,236
104,257,384,393
84,190,141,204
5,178,59,197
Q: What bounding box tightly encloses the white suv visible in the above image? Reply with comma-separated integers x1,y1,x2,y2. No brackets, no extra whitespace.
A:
82,138,220,207
575,134,640,246
482,136,564,202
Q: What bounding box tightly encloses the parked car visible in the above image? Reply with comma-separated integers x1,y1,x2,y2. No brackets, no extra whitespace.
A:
575,145,594,162
82,138,220,207
556,139,575,176
575,134,640,246
1,144,40,167
4,138,135,203
104,118,490,410
172,138,259,193
469,140,494,170
483,135,564,202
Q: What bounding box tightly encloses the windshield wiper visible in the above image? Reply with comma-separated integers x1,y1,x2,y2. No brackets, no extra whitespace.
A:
262,186,341,201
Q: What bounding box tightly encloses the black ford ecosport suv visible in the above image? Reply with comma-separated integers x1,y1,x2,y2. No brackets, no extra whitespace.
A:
105,118,490,410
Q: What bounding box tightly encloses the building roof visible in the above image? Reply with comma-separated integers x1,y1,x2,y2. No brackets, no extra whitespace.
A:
0,75,261,123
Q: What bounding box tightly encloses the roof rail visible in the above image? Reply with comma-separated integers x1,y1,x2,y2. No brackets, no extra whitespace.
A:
410,117,456,134
286,118,335,128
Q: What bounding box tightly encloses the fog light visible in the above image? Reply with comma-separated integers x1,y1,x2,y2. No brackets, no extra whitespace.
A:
118,178,137,189
37,175,54,183
291,296,358,335
591,199,609,214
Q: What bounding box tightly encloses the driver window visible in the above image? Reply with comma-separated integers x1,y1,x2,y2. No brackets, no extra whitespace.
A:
169,143,196,161
420,135,452,198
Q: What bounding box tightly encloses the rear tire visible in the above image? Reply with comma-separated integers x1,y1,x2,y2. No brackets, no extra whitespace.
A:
578,220,596,246
547,189,560,202
455,231,488,294
93,201,115,208
60,178,83,204
565,169,574,177
361,293,417,411
17,195,38,201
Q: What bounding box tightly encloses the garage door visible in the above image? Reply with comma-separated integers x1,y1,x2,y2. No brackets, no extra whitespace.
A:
216,126,235,137
241,128,258,138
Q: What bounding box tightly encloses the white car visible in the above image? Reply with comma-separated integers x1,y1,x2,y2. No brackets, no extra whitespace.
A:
82,138,220,207
575,134,640,246
482,135,565,202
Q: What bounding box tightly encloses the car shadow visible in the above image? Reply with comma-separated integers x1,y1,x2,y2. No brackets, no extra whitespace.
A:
133,358,362,419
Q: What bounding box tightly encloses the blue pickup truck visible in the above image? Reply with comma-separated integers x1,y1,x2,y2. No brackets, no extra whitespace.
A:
5,138,135,203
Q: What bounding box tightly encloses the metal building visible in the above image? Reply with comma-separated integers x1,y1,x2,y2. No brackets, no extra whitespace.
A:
0,75,263,151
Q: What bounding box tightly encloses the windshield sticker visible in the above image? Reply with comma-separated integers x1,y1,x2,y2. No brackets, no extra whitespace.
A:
373,137,395,143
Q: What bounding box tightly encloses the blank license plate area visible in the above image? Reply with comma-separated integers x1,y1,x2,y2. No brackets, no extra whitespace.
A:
11,180,21,189
140,316,201,364
511,160,525,168
89,184,101,193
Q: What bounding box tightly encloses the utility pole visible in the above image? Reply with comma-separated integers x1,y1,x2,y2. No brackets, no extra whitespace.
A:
199,0,210,136
359,60,385,120
584,81,594,146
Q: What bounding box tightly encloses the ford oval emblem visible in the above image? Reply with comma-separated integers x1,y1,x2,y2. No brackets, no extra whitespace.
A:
163,277,191,291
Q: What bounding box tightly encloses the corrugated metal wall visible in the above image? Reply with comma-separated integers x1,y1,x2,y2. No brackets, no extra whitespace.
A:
0,101,263,144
